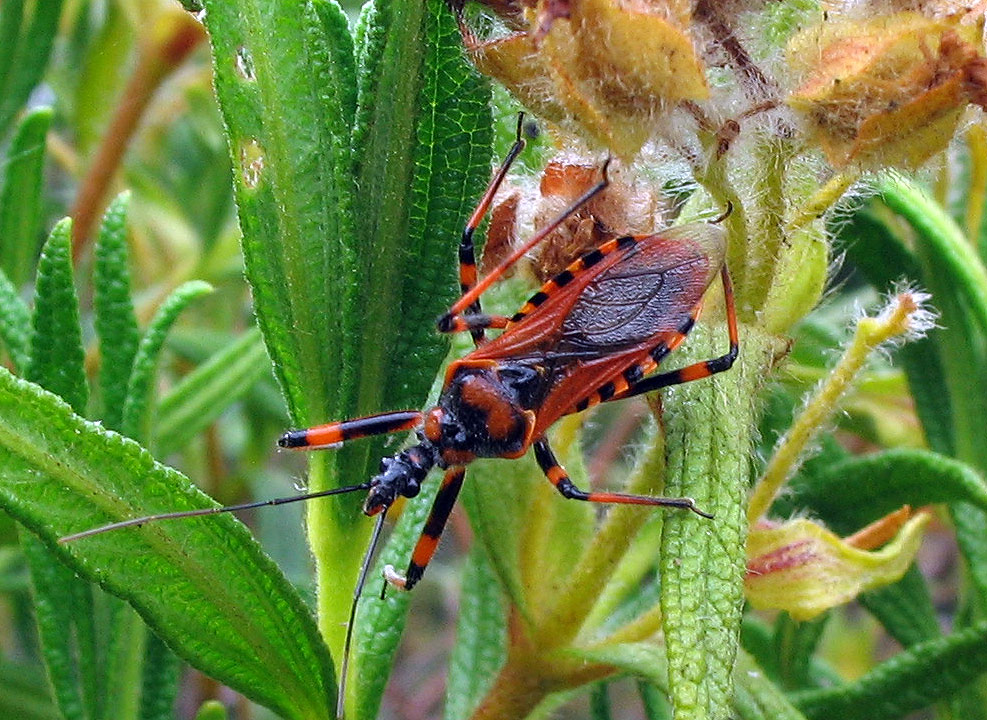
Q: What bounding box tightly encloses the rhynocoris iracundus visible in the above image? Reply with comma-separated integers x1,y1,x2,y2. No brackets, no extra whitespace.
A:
62,115,738,717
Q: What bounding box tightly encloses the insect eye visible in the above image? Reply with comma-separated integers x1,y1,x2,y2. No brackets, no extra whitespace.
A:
402,478,421,498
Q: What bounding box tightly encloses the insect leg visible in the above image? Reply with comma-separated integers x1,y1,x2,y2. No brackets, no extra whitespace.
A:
612,266,738,400
439,158,613,331
438,312,511,335
533,438,712,517
278,410,423,450
383,466,466,590
459,114,527,346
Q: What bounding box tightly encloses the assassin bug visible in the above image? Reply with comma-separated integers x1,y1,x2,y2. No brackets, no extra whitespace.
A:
62,115,738,718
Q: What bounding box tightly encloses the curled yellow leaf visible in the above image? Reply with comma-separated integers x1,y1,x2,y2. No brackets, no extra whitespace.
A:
745,511,931,620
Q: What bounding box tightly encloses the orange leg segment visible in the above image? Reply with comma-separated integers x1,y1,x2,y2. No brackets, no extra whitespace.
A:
533,438,712,518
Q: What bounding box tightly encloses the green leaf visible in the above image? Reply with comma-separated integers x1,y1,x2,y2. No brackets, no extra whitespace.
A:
351,472,442,720
589,683,613,720
791,620,987,720
637,682,672,720
199,0,365,675
0,264,30,372
0,107,53,287
153,327,268,456
0,1,62,138
732,651,808,720
120,280,213,443
0,659,59,720
27,217,87,414
835,206,954,456
444,543,507,720
23,216,99,720
783,449,987,533
93,192,140,432
878,175,987,472
137,633,180,720
858,565,940,648
772,614,828,691
659,326,771,720
200,0,357,428
0,367,335,720
71,4,134,155
950,502,987,612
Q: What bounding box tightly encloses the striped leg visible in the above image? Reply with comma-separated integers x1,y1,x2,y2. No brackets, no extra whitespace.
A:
611,266,738,400
278,410,423,450
566,265,738,413
533,438,712,517
458,114,527,346
438,158,612,333
384,466,467,590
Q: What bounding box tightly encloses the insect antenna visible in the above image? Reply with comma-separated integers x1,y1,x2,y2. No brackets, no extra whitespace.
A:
58,481,373,544
337,509,389,719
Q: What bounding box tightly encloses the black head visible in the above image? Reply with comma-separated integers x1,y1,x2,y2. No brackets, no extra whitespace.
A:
363,443,437,516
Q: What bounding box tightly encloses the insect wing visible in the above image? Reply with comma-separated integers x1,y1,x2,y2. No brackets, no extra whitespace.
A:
472,223,726,433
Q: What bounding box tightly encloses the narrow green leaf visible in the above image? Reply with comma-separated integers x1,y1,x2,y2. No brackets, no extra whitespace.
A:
153,327,268,456
200,0,356,428
858,565,940,648
589,683,613,720
0,367,335,720
879,175,987,473
120,280,213,443
352,473,443,720
199,0,364,679
27,217,87,414
0,1,62,138
444,543,507,720
329,0,491,698
71,4,134,155
0,0,26,101
950,502,987,611
783,449,987,533
93,192,140,432
733,651,809,720
772,614,828,690
0,264,30,372
570,641,668,689
660,327,772,720
138,633,180,720
638,682,672,720
792,620,987,720
0,108,53,287
0,659,60,720
20,535,96,720
23,216,98,720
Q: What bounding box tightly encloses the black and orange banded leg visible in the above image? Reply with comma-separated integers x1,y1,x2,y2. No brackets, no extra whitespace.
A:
439,158,613,333
457,114,527,346
533,438,712,517
613,266,738,400
278,410,423,450
384,466,466,590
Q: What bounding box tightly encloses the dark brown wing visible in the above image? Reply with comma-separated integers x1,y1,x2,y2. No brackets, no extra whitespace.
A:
468,223,726,434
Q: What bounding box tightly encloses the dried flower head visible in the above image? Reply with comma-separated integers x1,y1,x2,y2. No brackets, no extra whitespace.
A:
787,11,987,169
458,0,709,159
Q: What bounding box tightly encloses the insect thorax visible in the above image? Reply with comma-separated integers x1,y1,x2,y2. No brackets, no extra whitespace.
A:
428,362,540,464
